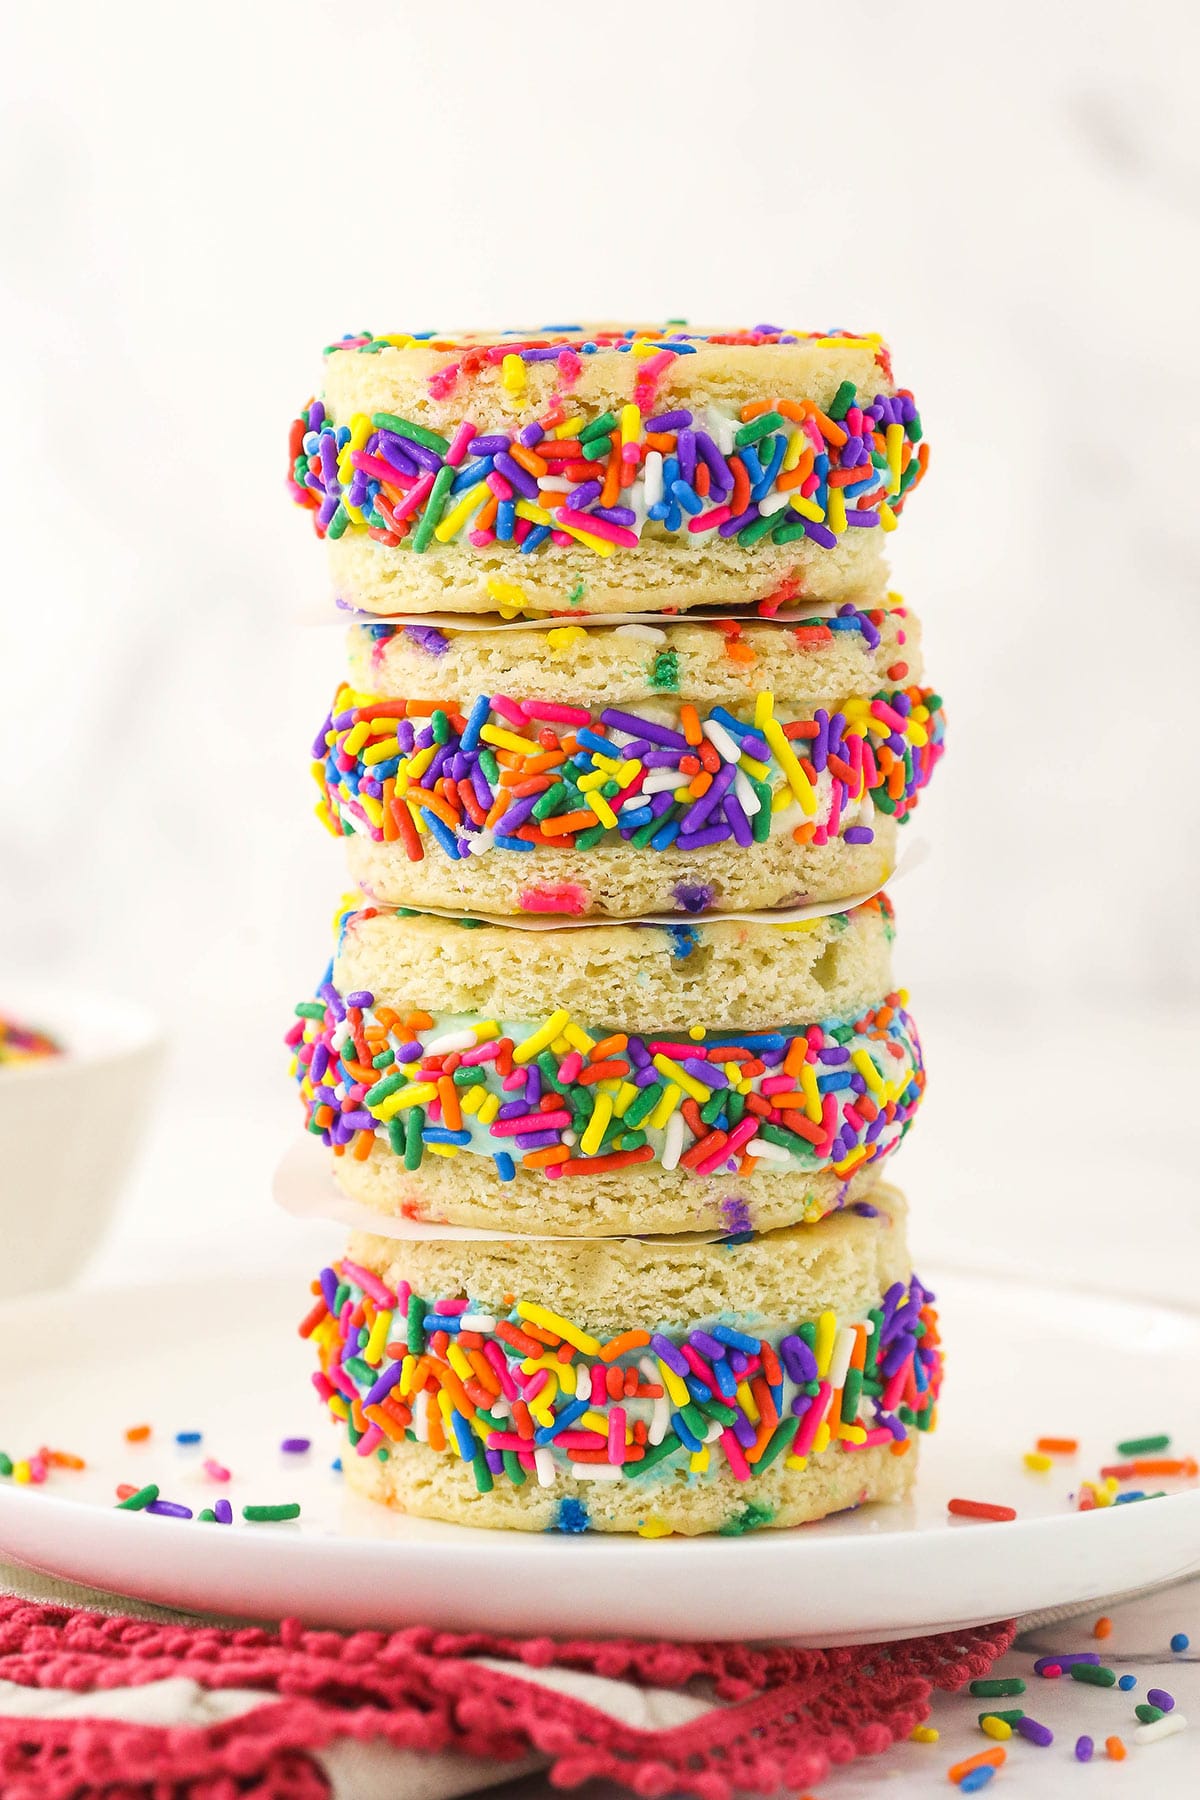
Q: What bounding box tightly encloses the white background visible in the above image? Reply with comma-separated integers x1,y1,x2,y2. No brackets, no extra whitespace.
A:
2,1,1199,1294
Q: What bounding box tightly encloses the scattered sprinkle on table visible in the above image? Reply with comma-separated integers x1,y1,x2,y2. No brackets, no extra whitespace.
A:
1093,1614,1112,1638
1134,1713,1188,1745
970,1678,1025,1697
174,1431,202,1446
114,1483,158,1511
948,1498,1016,1522
1148,1687,1175,1710
910,1725,938,1743
1015,1715,1053,1746
1171,1632,1190,1652
1035,1435,1078,1455
1071,1663,1116,1687
242,1503,301,1523
280,1437,311,1454
947,1747,1005,1784
124,1424,151,1443
1075,1735,1094,1761
1106,1735,1127,1760
1116,1433,1171,1457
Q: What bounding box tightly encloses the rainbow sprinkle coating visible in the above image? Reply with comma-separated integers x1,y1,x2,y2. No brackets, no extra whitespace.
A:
311,649,944,876
286,978,923,1186
0,1012,62,1067
288,327,926,568
301,1257,941,1492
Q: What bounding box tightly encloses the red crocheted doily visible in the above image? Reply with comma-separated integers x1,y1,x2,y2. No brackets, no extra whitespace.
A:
0,1596,1016,1799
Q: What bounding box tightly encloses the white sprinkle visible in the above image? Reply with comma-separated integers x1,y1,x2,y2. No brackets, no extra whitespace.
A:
643,450,664,507
642,768,691,795
570,1462,622,1481
827,1326,858,1392
641,1355,670,1446
707,404,736,456
757,489,792,517
575,1363,592,1400
425,1029,476,1055
702,719,742,764
612,622,666,643
733,768,761,816
534,1447,556,1487
661,1110,685,1172
1134,1714,1188,1745
459,1312,497,1332
746,1137,791,1164
412,1391,430,1444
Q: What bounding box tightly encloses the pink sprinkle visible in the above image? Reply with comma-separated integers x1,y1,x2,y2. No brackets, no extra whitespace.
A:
489,694,527,727
591,1366,606,1407
433,1297,469,1316
444,419,476,467
355,1424,384,1458
391,472,435,522
1041,1664,1063,1679
203,1458,231,1483
558,1051,584,1084
339,1260,396,1308
519,883,589,915
609,1408,627,1466
520,700,591,726
721,1430,751,1482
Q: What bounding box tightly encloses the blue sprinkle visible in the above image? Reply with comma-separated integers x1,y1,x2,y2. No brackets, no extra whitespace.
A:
175,1431,202,1446
553,1497,591,1534
493,1152,515,1181
1171,1633,1190,1652
1118,1674,1137,1690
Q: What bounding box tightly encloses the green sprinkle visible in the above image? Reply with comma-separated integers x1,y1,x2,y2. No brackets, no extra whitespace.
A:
532,783,570,821
737,510,777,547
0,1452,12,1478
452,1066,486,1088
431,708,450,745
628,1435,684,1478
243,1502,302,1522
365,1071,405,1105
332,1281,350,1314
771,520,808,545
345,1356,375,1385
970,1678,1026,1697
326,503,350,540
412,464,455,553
404,1105,424,1171
1136,1703,1165,1724
579,411,617,443
695,1398,739,1427
1116,1433,1171,1457
699,1091,726,1127
406,1292,425,1355
294,1001,326,1020
479,749,500,785
649,649,679,691
1071,1665,1116,1687
735,411,785,446
198,1507,217,1522
471,1451,494,1494
719,1501,775,1535
502,1450,527,1488
574,824,607,850
679,1403,708,1442
371,1049,395,1070
977,1709,1026,1727
115,1483,159,1511
754,1416,800,1473
840,1367,864,1422
370,412,449,455
749,778,773,842
756,1121,802,1153
623,1082,664,1129
566,580,587,605
387,1116,405,1156
827,379,858,421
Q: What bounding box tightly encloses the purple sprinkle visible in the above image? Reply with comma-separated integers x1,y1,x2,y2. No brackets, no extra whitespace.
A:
651,1333,689,1377
1033,1652,1099,1673
672,883,714,914
1147,1688,1175,1711
719,505,759,537
689,1330,727,1360
280,1437,311,1454
1074,1736,1093,1762
844,827,875,845
345,990,374,1009
364,1363,403,1407
645,410,692,431
1016,1717,1053,1748
214,1497,233,1525
147,1500,193,1519
468,435,509,455
599,708,687,749
403,624,449,656
495,452,541,500
720,1194,753,1236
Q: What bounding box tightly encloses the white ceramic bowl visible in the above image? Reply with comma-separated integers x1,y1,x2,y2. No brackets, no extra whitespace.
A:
0,982,164,1298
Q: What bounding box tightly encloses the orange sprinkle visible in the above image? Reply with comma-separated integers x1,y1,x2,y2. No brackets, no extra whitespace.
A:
522,1146,570,1169
1094,1615,1113,1639
588,1033,629,1062
436,1076,462,1132
1105,1737,1126,1761
125,1425,152,1443
679,703,703,746
947,1746,1006,1782
352,1129,373,1161
599,1329,652,1364
1036,1437,1078,1455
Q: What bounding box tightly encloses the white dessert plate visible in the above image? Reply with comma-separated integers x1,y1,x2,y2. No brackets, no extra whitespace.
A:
2,1269,1198,1645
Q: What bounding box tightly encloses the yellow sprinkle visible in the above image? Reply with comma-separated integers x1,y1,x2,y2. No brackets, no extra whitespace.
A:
762,717,818,814
885,421,905,494
647,1082,681,1130
833,1147,869,1177
328,1395,349,1420
688,1024,705,1040
375,1081,437,1120
580,1092,614,1155
811,1422,831,1455
620,402,641,446
459,1086,483,1118
563,1023,595,1054
837,1422,868,1446
576,768,609,793
512,1008,572,1065
358,794,383,829
426,1143,459,1159
13,1460,32,1484
364,1308,392,1365
787,495,826,523
404,745,437,783
736,1381,759,1425
362,737,400,766
517,1302,601,1357
545,625,589,653
652,1053,710,1105
814,1310,837,1377
1024,1451,1053,1472
446,1342,473,1382
879,502,898,531
552,514,615,556
501,353,525,393
585,790,618,829
981,1716,1013,1741
689,1447,710,1474
398,1354,417,1397
555,415,585,438
485,576,529,613
476,1091,500,1126
657,1360,691,1408
753,691,774,730
784,1453,808,1471
514,499,553,526
638,1518,674,1538
479,722,536,757
613,1082,640,1119
850,1047,885,1096
781,428,805,472
580,1410,615,1439
910,1725,939,1744
826,487,847,535
738,753,770,782
434,482,488,543
343,721,370,757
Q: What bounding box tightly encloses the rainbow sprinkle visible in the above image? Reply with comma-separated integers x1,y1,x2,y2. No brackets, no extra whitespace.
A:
310,651,944,877
286,978,924,1188
0,1012,62,1067
302,1259,941,1493
288,326,926,570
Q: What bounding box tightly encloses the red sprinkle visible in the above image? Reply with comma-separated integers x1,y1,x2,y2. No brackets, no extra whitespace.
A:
948,1497,1017,1522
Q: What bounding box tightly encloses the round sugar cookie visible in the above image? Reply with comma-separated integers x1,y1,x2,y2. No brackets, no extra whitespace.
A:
287,895,924,1237
302,1188,941,1535
313,601,944,920
288,324,928,618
